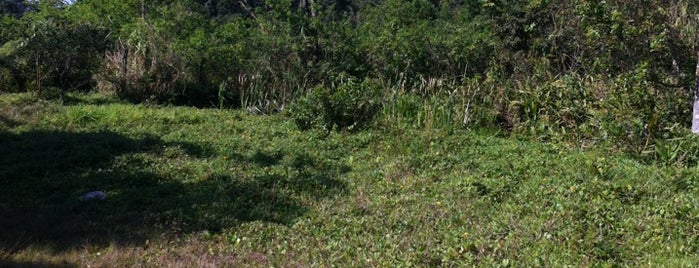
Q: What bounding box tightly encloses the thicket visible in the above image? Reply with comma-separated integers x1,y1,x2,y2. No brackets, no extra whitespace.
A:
1,0,699,162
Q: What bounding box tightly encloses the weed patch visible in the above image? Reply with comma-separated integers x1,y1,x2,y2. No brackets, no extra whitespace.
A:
2,93,699,266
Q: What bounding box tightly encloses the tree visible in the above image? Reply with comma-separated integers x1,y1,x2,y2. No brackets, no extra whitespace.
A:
0,0,28,17
669,1,699,133
0,0,108,95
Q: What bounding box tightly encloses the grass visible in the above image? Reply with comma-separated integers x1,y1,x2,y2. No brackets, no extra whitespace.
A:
1,92,699,267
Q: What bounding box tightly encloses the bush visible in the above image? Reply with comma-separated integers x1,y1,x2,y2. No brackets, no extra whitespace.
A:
289,77,383,132
94,17,199,103
0,68,21,92
94,41,188,103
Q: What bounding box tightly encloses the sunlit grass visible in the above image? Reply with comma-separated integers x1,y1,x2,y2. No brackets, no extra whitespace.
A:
2,92,699,267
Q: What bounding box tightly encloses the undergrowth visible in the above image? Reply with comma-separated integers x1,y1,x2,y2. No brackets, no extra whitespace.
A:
2,92,699,267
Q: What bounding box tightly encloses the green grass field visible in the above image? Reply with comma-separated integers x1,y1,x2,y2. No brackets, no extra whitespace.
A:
2,93,699,267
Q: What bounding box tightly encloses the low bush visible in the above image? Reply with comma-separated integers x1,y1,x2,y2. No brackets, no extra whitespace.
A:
289,77,383,132
94,41,187,104
0,67,21,92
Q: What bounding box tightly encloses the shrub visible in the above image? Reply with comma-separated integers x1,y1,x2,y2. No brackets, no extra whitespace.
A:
289,77,383,132
288,88,325,131
0,68,21,92
94,42,188,103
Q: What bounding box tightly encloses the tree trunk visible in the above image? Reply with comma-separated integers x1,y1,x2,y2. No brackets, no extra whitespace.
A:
141,0,146,20
121,46,129,92
693,49,699,133
35,52,41,98
198,58,205,89
122,46,129,77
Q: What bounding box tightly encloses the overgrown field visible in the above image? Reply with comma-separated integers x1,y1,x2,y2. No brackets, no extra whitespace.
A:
2,93,699,267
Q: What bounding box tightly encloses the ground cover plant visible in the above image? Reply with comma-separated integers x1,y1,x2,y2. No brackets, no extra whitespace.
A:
3,1,699,267
2,92,699,267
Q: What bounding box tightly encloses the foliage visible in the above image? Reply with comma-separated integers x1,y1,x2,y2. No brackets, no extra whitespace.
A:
94,27,188,103
0,0,30,18
1,1,696,134
355,0,494,80
0,1,107,94
4,0,699,265
2,0,699,163
289,76,383,132
4,93,699,266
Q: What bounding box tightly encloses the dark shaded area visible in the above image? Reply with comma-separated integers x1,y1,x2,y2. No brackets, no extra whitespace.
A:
0,115,19,129
60,95,123,106
0,257,76,268
251,149,283,167
0,0,28,18
0,129,347,253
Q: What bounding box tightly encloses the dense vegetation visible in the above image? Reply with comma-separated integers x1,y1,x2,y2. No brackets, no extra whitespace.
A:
3,92,699,266
2,0,699,266
1,1,698,154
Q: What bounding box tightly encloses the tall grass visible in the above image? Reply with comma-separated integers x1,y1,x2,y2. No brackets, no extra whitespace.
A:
373,70,695,168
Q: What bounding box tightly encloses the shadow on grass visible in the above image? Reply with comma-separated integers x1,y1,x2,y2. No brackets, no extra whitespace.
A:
0,257,77,268
0,115,20,129
0,129,347,254
61,94,123,106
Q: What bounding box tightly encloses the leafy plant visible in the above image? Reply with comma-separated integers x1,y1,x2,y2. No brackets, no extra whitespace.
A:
289,76,383,132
